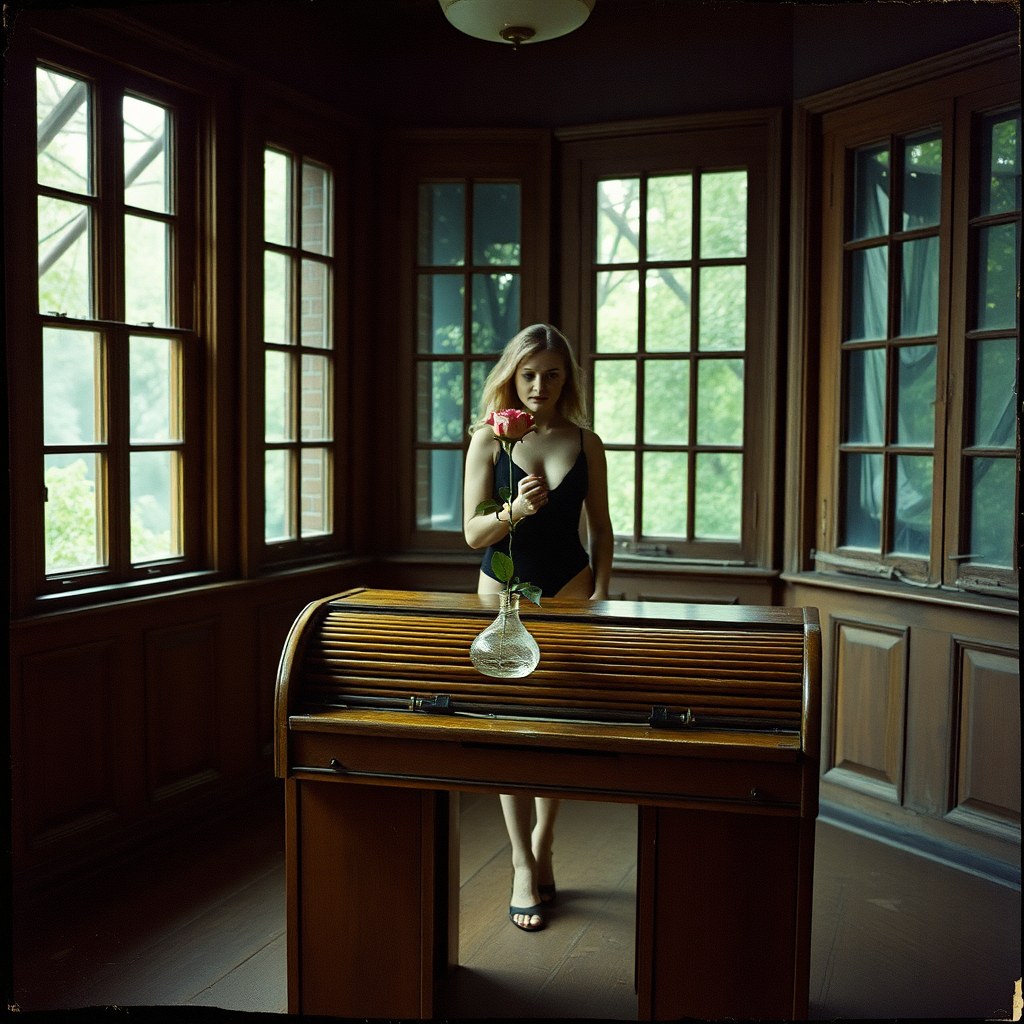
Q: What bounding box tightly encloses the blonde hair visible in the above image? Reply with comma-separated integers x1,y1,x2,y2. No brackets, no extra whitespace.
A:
471,324,587,432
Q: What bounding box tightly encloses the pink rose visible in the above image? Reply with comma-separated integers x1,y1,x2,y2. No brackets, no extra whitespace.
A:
486,409,535,441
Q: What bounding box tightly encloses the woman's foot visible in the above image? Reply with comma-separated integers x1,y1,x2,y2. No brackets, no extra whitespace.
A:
509,862,543,929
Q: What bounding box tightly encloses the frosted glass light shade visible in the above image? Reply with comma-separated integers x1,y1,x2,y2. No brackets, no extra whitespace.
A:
439,0,596,45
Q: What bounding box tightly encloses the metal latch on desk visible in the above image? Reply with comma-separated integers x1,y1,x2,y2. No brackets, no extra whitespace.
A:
649,706,696,729
413,694,453,714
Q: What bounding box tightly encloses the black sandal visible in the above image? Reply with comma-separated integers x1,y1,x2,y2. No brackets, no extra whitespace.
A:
509,901,546,931
538,882,556,904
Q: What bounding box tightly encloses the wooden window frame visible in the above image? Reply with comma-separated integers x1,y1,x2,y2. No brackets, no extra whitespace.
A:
387,130,551,555
787,35,1019,601
558,111,783,570
241,91,354,574
6,30,216,614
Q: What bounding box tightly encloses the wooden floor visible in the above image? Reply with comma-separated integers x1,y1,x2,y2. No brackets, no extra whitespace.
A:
10,782,1021,1020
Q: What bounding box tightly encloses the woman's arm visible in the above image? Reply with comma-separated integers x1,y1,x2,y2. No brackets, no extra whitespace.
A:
583,431,614,600
463,428,547,550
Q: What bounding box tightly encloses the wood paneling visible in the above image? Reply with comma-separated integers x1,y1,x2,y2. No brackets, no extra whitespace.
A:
144,619,222,802
19,641,122,848
826,619,908,803
947,641,1021,841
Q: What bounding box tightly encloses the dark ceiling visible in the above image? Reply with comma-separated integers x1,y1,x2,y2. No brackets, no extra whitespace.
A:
7,0,1019,127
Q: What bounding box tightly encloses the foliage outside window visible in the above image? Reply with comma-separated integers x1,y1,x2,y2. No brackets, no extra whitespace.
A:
37,62,197,591
414,180,522,532
262,146,338,553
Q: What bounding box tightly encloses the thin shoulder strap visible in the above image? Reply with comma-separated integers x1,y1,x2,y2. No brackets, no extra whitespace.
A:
579,426,584,452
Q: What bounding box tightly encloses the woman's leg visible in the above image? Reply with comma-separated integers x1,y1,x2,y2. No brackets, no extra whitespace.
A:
500,793,542,928
532,797,560,892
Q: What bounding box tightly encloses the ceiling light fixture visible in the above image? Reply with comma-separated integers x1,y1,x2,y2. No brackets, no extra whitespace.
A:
438,0,596,49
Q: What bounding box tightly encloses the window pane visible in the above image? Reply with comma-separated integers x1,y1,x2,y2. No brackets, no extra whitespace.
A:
301,161,332,256
902,130,941,230
300,259,331,349
123,96,169,214
419,183,465,266
594,361,636,444
975,223,1019,331
894,344,936,447
301,354,331,441
698,265,745,351
300,447,331,536
43,328,100,445
264,149,291,246
979,109,1020,217
130,336,174,442
265,449,293,541
972,337,1016,448
645,268,691,352
845,347,886,445
643,452,687,537
596,270,638,353
473,183,520,266
471,273,519,354
847,246,888,341
841,452,883,550
44,452,103,573
417,361,463,442
470,359,497,423
597,179,640,264
416,449,463,531
131,450,179,562
644,360,689,444
967,458,1015,567
899,236,939,337
38,195,91,318
36,68,91,195
646,174,692,261
265,351,293,442
605,450,634,536
124,215,169,326
696,359,743,445
694,452,742,539
852,143,890,241
700,171,747,259
891,455,932,556
417,275,464,353
264,251,292,344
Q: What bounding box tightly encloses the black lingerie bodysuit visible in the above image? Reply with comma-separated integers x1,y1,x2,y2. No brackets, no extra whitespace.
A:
481,428,590,598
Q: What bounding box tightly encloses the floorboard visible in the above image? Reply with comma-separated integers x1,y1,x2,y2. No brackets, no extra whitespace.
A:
10,783,1021,1020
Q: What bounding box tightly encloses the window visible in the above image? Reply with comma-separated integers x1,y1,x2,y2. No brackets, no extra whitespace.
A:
559,114,781,566
33,54,202,595
592,171,748,550
261,147,339,553
817,79,1018,595
414,180,522,533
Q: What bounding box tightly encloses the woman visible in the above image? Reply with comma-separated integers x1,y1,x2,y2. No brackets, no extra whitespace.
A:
463,323,613,932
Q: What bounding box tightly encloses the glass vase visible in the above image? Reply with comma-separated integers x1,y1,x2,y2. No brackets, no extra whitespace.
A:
470,591,540,679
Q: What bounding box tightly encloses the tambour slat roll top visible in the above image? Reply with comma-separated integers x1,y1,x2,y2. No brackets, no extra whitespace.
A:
278,589,814,733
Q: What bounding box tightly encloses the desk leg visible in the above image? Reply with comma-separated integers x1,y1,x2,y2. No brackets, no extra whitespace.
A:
287,779,454,1019
636,806,808,1020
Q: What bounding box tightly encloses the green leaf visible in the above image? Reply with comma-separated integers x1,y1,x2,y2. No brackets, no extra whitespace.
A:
498,486,511,503
475,499,501,516
491,551,514,583
515,582,542,606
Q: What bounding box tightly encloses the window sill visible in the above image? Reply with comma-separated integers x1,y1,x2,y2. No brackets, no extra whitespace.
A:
15,556,376,624
781,570,1019,615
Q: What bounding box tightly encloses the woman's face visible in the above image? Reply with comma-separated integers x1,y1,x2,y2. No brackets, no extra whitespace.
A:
515,349,567,414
